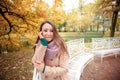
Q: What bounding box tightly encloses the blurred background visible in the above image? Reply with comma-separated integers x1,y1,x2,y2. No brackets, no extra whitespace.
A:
0,0,120,80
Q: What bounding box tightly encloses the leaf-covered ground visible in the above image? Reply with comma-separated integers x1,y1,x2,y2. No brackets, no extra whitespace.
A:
0,48,34,80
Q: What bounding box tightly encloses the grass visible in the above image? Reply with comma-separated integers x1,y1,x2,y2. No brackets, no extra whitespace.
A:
0,48,34,80
59,32,103,42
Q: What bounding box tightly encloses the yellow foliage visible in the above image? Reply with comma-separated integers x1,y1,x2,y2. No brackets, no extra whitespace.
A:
104,30,120,37
0,0,66,50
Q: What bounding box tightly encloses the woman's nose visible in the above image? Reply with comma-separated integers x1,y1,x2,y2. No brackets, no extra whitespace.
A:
47,31,51,35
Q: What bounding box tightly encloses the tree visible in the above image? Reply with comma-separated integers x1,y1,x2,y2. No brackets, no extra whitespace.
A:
48,0,66,27
0,0,66,52
95,0,120,37
111,0,120,37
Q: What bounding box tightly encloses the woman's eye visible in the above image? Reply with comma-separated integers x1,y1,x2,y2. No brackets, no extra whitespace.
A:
50,30,53,32
43,29,53,32
43,30,47,32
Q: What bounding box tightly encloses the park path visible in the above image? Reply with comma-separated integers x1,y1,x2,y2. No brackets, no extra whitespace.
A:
80,54,120,80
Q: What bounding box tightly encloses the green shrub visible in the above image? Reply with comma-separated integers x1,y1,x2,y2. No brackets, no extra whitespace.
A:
22,41,32,47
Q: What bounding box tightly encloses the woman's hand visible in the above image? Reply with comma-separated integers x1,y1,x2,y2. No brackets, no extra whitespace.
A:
38,31,44,39
34,60,45,71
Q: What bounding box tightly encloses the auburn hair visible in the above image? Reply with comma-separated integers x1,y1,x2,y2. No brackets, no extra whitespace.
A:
34,20,68,54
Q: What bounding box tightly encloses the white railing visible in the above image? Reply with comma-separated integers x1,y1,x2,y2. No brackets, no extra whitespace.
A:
66,38,85,60
66,38,94,80
92,37,120,63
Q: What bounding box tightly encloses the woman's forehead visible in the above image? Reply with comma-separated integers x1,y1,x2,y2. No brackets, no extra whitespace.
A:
43,23,52,28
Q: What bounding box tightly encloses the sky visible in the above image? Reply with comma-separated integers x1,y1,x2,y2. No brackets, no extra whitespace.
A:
62,0,79,12
43,0,54,8
84,0,95,5
43,0,95,12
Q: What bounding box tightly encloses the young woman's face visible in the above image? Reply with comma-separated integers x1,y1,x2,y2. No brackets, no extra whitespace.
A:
41,23,53,42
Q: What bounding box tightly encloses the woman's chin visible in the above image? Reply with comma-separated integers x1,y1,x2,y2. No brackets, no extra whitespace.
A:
46,39,53,42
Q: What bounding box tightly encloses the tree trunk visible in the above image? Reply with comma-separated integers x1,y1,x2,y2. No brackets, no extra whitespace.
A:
111,11,118,37
110,0,120,37
97,22,99,32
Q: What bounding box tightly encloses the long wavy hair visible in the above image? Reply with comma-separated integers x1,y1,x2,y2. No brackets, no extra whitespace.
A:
34,20,68,55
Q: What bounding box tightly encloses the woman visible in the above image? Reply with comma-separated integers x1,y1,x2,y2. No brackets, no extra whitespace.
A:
32,20,70,80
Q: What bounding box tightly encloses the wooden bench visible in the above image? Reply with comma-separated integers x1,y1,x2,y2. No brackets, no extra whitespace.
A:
92,37,120,63
66,38,94,80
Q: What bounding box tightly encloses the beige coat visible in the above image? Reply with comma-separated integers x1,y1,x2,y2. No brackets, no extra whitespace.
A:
32,44,70,80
